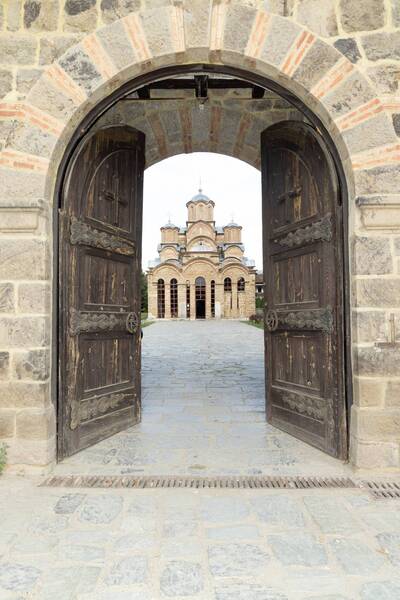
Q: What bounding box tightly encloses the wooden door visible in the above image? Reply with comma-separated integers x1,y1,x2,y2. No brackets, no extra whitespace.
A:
261,121,347,459
59,126,145,458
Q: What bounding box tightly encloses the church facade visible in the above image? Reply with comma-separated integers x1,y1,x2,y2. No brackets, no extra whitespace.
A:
147,192,256,320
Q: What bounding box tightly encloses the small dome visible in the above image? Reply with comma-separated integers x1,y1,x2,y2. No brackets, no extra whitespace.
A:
161,221,179,229
224,221,241,228
189,187,212,203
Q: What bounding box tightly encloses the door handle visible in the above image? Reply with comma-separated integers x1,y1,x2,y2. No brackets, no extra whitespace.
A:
126,312,139,333
265,308,278,332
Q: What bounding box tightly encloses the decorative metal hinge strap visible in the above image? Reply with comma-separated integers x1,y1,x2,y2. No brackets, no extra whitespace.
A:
70,391,129,430
70,308,130,335
277,307,333,333
275,214,332,247
70,217,135,255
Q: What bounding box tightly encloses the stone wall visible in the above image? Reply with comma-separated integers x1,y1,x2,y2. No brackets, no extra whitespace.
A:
0,0,399,471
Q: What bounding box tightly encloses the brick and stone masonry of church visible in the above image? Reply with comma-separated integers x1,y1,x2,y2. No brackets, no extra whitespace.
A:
0,0,400,471
147,191,256,320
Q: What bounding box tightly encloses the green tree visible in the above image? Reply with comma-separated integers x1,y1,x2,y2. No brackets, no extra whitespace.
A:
141,271,148,313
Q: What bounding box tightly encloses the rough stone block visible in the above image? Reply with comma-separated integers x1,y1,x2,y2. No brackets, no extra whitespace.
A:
0,283,14,313
361,581,400,600
16,406,55,440
0,408,15,437
376,533,400,565
0,352,9,380
64,0,97,32
100,0,141,24
334,38,361,63
0,239,49,280
140,7,173,57
59,45,102,96
340,0,385,32
323,71,375,119
293,40,340,91
0,34,37,65
385,381,400,407
352,311,386,344
13,349,50,381
355,278,400,308
352,405,400,440
6,0,23,31
0,168,47,202
263,0,295,16
208,543,269,576
39,34,82,65
183,0,211,52
355,165,400,196
16,68,42,95
6,433,55,467
267,532,327,566
353,236,393,275
393,0,400,26
224,4,257,54
8,120,56,157
296,0,338,37
23,0,59,31
27,75,78,122
354,377,385,407
303,497,359,535
79,494,123,524
0,316,49,348
18,283,50,314
393,114,400,137
260,16,301,67
0,68,13,99
96,19,136,71
356,345,400,377
367,64,400,95
0,562,41,592
344,113,397,156
362,31,400,61
350,436,400,469
0,381,49,409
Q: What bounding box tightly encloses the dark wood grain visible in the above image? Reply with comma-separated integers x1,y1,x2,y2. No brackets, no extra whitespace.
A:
59,126,145,458
261,121,347,459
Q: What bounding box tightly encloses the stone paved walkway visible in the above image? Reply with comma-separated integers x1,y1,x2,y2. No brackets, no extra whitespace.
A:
1,321,400,599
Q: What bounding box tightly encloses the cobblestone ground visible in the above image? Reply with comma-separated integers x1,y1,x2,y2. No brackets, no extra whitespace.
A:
1,321,400,599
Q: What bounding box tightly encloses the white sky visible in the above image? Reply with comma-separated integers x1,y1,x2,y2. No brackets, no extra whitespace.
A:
142,152,262,270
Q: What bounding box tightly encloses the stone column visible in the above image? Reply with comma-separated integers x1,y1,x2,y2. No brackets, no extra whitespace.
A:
190,283,196,320
165,282,171,319
231,285,238,318
178,283,186,319
205,280,212,319
215,283,224,318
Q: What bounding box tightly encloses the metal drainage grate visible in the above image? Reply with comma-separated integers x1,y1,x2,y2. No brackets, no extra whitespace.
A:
360,480,400,500
40,474,356,490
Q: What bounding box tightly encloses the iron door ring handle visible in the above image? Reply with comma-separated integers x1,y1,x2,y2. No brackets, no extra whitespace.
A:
266,309,279,332
126,312,139,333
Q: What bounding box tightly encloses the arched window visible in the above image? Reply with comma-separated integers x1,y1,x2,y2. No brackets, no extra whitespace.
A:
157,279,165,318
195,277,206,319
186,282,190,318
170,278,178,318
238,277,245,292
211,280,215,318
224,277,232,292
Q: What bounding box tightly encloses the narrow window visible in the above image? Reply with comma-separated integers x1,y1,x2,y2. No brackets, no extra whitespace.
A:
224,277,232,292
195,277,206,319
211,280,215,317
186,283,190,318
238,277,245,292
157,278,165,318
170,278,178,318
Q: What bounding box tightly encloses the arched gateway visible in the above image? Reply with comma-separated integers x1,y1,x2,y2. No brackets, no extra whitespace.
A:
1,1,399,471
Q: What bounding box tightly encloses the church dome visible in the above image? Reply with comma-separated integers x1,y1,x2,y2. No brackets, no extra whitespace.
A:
188,188,214,204
224,221,241,228
161,220,179,229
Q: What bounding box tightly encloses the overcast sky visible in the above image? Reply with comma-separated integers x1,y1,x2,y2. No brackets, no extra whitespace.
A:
142,152,262,271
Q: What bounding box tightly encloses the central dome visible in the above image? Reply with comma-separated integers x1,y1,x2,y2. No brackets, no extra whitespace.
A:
190,188,211,203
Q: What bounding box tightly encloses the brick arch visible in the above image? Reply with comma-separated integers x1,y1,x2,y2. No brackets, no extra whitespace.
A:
0,3,397,203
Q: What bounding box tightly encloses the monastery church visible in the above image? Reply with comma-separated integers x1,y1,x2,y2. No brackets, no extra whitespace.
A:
147,191,256,320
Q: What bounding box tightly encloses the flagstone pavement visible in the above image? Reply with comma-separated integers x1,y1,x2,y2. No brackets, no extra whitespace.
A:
1,321,400,599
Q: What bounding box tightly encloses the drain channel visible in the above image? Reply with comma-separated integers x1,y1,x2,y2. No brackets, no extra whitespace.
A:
360,481,400,500
40,474,356,490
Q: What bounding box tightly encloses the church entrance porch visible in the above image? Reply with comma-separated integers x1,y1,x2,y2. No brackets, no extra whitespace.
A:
54,321,350,478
